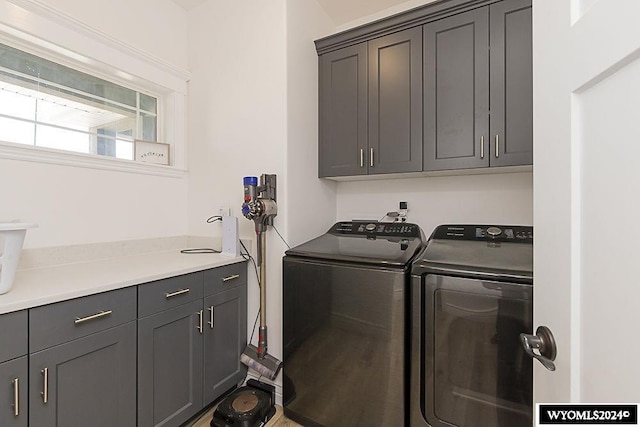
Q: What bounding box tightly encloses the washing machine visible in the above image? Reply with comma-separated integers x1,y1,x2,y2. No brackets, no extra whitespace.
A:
283,221,425,427
410,225,533,427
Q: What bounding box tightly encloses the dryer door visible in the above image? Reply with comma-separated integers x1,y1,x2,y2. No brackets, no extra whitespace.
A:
419,274,532,427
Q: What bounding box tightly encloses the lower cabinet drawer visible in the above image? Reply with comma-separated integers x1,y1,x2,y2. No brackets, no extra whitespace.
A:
204,262,247,296
29,287,137,353
0,310,27,363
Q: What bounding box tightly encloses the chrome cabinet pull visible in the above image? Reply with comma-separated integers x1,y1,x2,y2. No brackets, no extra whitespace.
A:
360,149,364,167
221,274,240,283
495,134,499,158
370,148,374,167
165,288,190,298
480,136,485,159
197,310,203,334
74,310,112,325
208,306,214,329
41,368,48,404
12,378,19,416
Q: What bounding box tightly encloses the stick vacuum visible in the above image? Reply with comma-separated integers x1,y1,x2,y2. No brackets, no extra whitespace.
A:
239,174,282,380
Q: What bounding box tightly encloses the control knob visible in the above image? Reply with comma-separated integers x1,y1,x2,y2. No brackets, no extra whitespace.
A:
365,223,377,232
486,226,502,237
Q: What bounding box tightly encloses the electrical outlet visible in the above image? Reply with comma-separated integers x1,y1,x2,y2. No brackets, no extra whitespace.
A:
218,206,230,217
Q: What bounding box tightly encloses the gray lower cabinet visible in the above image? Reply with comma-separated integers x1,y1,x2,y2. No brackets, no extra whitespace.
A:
203,286,247,404
424,0,532,171
138,299,204,427
0,357,27,427
319,27,422,177
29,322,137,427
138,263,248,427
0,310,28,427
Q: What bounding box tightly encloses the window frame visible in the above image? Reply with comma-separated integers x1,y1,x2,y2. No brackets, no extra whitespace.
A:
0,0,189,177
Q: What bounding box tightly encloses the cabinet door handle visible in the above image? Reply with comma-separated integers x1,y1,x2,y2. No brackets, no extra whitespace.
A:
12,378,19,416
197,310,203,334
165,288,190,298
74,310,112,325
41,368,48,404
370,148,374,167
208,306,214,329
480,136,485,159
360,149,364,167
221,274,240,283
495,134,500,158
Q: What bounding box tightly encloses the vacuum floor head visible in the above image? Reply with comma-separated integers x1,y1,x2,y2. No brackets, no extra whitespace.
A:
240,344,282,381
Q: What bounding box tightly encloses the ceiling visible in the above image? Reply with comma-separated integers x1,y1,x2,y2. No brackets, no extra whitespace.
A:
171,0,414,26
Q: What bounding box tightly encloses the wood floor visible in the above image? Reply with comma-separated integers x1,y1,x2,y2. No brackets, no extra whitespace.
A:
187,404,302,427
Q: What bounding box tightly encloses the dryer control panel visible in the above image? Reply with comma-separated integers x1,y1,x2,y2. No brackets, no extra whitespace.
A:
431,225,533,243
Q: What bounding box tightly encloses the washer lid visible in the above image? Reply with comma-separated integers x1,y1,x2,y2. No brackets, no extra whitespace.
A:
285,222,425,267
412,225,533,281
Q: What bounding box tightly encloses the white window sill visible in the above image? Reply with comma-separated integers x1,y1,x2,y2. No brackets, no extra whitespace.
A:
0,141,187,178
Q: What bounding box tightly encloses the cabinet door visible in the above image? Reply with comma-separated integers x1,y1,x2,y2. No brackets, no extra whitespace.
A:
29,322,136,427
203,285,247,404
423,7,489,171
138,300,203,427
319,42,368,177
489,0,533,166
368,27,423,174
0,357,27,427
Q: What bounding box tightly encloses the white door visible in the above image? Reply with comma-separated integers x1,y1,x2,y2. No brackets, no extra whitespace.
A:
533,0,640,408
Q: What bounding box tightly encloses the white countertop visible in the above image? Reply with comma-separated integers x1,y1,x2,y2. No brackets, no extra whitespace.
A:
0,250,245,314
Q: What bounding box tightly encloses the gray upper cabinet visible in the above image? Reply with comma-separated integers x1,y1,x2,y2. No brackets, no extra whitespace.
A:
319,27,422,177
368,27,423,174
489,0,533,166
424,0,532,171
423,7,489,171
317,0,532,177
319,43,368,177
29,322,137,427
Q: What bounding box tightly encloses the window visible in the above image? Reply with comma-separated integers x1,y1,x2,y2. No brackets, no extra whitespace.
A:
0,42,160,162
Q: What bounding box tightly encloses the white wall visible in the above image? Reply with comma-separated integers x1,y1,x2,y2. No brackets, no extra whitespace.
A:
0,0,189,248
187,0,336,390
37,0,189,68
186,0,289,388
285,0,336,247
337,172,533,236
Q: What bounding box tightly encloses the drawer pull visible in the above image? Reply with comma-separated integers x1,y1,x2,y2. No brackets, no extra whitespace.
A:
41,368,48,404
74,310,113,325
12,378,19,416
208,306,215,329
221,274,240,283
165,288,190,299
197,310,203,334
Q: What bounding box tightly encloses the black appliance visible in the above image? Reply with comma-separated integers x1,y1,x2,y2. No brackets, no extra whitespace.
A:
282,221,425,427
211,380,276,427
410,225,533,427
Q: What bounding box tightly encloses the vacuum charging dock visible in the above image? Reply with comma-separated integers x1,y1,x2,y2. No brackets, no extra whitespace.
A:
211,380,276,427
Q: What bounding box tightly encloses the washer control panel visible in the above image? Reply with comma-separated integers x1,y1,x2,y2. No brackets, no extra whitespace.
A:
330,221,422,238
432,225,533,243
